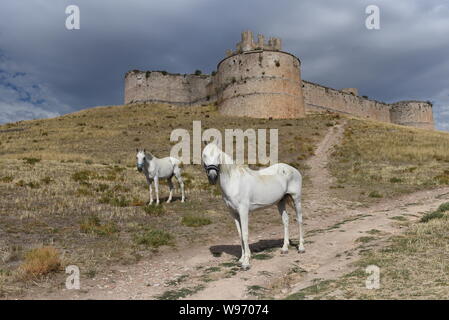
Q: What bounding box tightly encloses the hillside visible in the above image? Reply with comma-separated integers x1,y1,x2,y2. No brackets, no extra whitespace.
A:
1,103,449,299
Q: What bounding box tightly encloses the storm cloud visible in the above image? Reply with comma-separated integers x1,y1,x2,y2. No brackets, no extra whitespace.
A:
0,0,448,130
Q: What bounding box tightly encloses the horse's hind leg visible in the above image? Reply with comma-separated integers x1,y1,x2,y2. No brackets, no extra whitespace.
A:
154,176,160,205
174,166,185,203
292,195,305,253
277,198,290,254
166,177,174,203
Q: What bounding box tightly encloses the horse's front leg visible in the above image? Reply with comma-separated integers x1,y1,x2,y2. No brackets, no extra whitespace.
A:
229,210,244,263
238,206,251,270
154,176,160,205
146,178,153,205
166,177,173,203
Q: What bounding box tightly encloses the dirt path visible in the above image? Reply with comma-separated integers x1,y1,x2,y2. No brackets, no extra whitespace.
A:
25,122,449,300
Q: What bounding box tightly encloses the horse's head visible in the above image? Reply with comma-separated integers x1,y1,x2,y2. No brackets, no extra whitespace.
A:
136,148,147,172
202,142,221,185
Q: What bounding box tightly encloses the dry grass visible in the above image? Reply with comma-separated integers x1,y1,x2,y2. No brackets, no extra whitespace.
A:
0,103,332,296
19,246,61,280
329,118,449,202
286,202,449,300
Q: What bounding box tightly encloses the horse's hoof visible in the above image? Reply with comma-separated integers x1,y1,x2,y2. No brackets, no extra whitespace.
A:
298,248,306,254
281,249,289,255
241,264,251,271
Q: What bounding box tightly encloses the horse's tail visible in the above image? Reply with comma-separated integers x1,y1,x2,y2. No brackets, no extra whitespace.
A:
170,157,183,168
282,193,295,208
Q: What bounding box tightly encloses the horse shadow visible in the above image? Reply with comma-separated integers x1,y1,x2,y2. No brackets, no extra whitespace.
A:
209,238,295,258
157,196,184,203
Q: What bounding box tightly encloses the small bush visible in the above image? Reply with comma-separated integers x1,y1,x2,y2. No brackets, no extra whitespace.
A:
72,170,96,183
437,202,449,213
40,176,52,185
22,157,41,165
368,191,383,198
135,229,173,248
131,197,145,206
181,214,212,227
99,193,130,207
421,202,449,223
0,176,13,183
389,177,403,183
76,187,93,197
96,183,109,192
143,204,166,216
110,196,130,207
80,215,119,236
19,246,61,279
420,211,445,223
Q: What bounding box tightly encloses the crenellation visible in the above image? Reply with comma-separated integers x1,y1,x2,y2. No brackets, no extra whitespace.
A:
124,31,434,129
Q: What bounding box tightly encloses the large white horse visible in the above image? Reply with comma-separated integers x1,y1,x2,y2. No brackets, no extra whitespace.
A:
202,142,304,270
136,149,185,205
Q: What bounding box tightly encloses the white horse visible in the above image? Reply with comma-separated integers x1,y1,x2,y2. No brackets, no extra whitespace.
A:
202,142,304,270
136,149,185,205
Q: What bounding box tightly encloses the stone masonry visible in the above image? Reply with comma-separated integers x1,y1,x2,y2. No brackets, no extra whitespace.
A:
124,31,434,129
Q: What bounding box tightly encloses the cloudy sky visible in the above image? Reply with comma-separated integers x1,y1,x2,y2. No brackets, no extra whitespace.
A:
0,0,448,130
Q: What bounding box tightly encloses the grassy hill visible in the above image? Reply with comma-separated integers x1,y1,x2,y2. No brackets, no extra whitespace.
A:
1,102,449,298
0,103,334,296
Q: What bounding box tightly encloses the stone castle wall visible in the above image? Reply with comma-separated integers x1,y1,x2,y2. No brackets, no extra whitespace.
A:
124,71,216,106
303,81,392,123
216,50,305,118
124,31,435,130
390,101,434,130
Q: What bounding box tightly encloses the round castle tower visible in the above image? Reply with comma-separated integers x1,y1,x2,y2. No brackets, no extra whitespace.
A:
215,31,305,119
390,101,434,130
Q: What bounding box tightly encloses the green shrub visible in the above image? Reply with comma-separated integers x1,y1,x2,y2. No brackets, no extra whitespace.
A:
135,229,173,248
80,215,119,236
72,170,96,183
420,211,445,223
437,202,449,213
0,176,13,183
40,176,53,185
181,214,212,227
421,202,449,223
143,205,166,216
368,191,383,198
22,157,41,165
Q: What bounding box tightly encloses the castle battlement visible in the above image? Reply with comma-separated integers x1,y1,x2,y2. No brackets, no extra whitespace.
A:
227,30,282,56
124,31,434,130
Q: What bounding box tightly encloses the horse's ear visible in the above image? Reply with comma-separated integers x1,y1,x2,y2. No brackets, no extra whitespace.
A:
136,148,139,153
143,148,146,153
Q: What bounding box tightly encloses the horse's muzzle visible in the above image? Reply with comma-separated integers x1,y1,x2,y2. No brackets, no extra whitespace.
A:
137,165,143,172
204,164,219,185
207,171,218,185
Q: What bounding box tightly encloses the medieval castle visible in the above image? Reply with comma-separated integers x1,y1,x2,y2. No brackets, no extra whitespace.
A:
124,31,434,130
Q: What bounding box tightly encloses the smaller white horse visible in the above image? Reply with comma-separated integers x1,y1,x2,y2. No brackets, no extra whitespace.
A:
136,149,185,205
202,142,304,270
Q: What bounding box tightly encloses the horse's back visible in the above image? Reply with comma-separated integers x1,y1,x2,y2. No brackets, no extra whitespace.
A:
259,163,301,179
